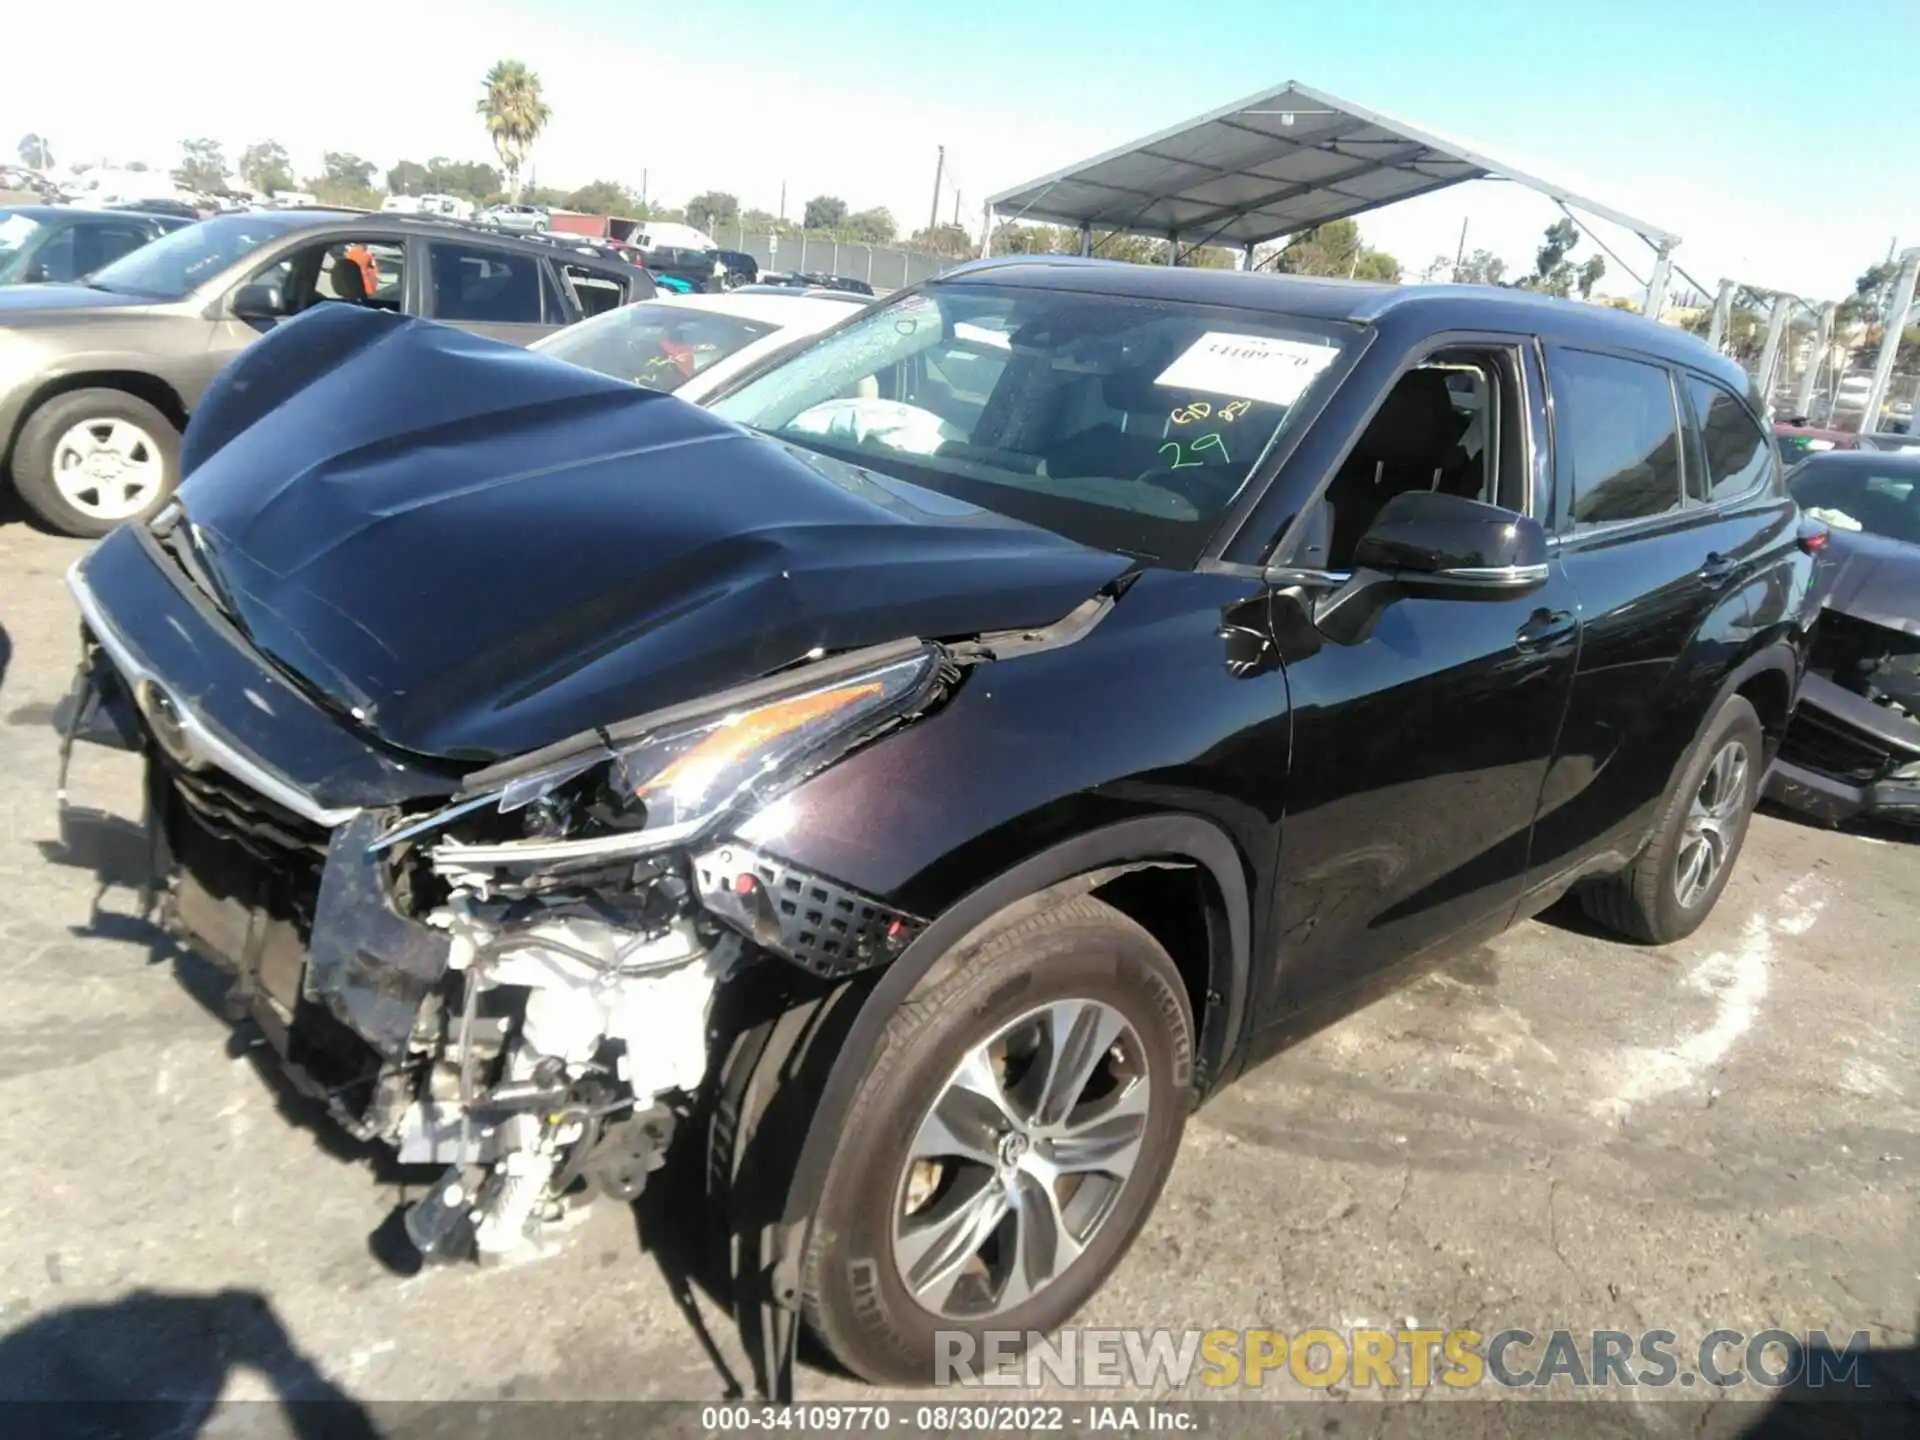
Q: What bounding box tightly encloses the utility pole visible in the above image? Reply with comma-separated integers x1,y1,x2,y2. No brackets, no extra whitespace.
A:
953,191,961,228
778,180,786,223
927,145,945,240
1452,215,1469,282
640,168,649,211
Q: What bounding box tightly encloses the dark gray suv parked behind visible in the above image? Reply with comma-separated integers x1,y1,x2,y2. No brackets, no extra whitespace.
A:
0,209,652,536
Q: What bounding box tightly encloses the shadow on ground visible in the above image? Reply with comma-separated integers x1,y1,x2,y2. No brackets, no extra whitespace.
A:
0,1288,378,1438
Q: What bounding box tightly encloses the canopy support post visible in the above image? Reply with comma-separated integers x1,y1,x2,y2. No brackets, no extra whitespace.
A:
1706,280,1734,353
1755,296,1792,403
1793,303,1835,421
1642,241,1675,320
1860,248,1920,435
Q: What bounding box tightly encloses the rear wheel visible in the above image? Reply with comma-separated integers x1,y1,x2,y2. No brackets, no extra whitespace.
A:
1581,693,1763,943
799,896,1193,1385
12,388,180,537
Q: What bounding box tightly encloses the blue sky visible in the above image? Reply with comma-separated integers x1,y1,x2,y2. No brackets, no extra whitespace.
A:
8,0,1915,298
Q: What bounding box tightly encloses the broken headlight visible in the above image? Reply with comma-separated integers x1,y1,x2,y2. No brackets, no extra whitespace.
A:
398,643,942,864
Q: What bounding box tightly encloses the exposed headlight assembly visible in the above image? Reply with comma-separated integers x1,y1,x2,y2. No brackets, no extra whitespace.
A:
383,640,943,866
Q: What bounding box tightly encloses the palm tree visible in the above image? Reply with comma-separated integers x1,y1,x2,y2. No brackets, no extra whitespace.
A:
476,60,551,202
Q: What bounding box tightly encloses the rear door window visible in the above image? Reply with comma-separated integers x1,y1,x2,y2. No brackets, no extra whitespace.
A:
1684,375,1775,503
562,263,628,317
427,242,543,323
72,221,158,276
1550,348,1684,527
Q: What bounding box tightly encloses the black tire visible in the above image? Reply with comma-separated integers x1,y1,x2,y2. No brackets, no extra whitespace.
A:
1580,694,1763,944
799,895,1194,1386
12,388,181,538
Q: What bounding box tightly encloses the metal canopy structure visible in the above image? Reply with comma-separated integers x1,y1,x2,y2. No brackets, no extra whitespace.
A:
985,80,1681,314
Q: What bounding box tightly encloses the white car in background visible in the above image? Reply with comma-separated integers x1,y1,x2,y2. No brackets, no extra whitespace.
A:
531,288,870,404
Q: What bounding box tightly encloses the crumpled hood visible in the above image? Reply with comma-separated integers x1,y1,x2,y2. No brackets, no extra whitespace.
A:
172,307,1129,761
1820,528,1920,638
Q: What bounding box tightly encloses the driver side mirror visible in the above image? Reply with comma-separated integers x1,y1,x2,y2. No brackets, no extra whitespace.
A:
231,282,286,321
1298,490,1549,645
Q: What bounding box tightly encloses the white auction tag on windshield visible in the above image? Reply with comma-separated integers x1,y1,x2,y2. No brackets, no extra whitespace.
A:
1154,332,1336,407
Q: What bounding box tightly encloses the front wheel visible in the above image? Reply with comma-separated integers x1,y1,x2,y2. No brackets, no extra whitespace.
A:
800,896,1194,1386
1580,693,1763,943
11,388,181,537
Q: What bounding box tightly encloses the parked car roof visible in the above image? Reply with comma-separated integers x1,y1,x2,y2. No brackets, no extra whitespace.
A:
940,257,1752,392
1,203,191,225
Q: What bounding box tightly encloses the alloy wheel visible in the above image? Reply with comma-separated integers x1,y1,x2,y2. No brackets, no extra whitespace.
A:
50,417,166,521
1675,739,1750,908
892,998,1151,1319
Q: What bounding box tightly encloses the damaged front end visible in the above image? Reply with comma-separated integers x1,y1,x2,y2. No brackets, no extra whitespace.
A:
1768,608,1920,824
70,600,942,1266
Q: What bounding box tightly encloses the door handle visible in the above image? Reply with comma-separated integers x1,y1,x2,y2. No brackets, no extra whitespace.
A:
1699,552,1739,588
1514,608,1576,651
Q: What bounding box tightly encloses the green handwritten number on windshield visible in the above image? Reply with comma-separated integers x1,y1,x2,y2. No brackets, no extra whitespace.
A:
1159,433,1230,470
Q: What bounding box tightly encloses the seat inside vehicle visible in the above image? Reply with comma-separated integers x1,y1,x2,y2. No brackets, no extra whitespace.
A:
1299,348,1529,569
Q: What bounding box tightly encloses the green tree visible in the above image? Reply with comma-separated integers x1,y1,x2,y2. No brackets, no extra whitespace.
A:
1353,250,1402,283
1099,232,1170,265
1680,306,1767,365
1456,248,1508,286
323,152,377,189
477,59,551,201
1576,253,1607,300
741,207,787,233
1519,218,1582,297
1837,261,1901,327
16,133,53,169
846,206,898,244
913,223,977,258
415,157,503,202
522,184,570,208
1850,324,1920,371
803,194,848,231
1269,219,1400,281
125,160,148,173
387,159,430,195
173,138,230,193
563,179,637,215
237,140,292,194
989,222,1061,255
685,191,741,232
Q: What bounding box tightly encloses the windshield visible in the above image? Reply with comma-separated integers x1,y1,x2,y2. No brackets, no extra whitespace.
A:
710,282,1356,564
86,214,285,297
1790,459,1920,545
536,300,778,393
0,211,46,282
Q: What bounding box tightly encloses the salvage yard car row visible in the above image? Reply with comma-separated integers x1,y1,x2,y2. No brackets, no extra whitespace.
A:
55,255,1867,1393
0,206,888,537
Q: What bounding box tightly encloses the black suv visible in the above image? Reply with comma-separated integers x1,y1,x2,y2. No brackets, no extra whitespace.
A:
0,209,652,536
61,259,1816,1392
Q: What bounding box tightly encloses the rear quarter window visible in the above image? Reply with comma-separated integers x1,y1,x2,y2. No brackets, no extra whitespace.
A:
1685,375,1776,503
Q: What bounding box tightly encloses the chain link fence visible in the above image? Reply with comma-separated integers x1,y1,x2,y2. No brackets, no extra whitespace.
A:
711,225,964,293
